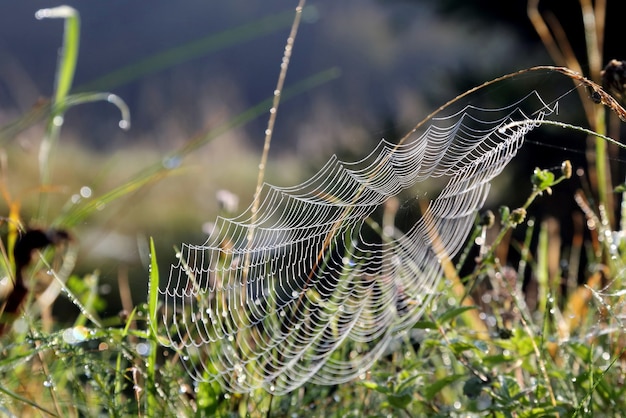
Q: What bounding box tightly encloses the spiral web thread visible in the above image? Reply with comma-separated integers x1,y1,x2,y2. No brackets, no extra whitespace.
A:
159,91,557,394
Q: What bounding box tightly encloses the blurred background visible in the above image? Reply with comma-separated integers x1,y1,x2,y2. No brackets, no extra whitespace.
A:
0,0,624,314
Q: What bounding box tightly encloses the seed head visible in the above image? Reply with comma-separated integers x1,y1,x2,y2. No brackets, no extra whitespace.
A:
561,160,572,179
510,208,527,225
479,210,495,228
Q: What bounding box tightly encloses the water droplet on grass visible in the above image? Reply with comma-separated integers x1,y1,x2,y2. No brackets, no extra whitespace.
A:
80,186,92,198
163,156,181,170
52,115,64,127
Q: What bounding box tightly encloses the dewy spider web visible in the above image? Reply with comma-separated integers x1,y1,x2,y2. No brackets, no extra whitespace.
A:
159,89,558,395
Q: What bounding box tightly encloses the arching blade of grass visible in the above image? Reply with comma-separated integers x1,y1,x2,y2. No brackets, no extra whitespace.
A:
35,6,80,110
35,6,80,186
0,9,320,144
0,92,130,144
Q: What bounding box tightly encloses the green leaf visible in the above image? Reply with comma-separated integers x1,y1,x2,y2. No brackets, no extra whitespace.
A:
361,380,391,395
614,183,626,193
482,354,513,367
531,168,555,191
437,306,478,324
387,393,412,409
413,320,437,329
424,374,464,401
463,376,488,399
499,205,510,224
396,374,423,394
196,378,223,415
449,340,479,355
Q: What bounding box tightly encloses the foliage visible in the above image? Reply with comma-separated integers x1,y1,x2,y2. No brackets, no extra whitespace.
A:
1,2,626,418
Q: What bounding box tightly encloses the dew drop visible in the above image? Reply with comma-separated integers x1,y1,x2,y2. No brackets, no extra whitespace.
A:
162,156,182,170
35,6,74,20
52,115,64,127
135,343,150,356
80,186,92,198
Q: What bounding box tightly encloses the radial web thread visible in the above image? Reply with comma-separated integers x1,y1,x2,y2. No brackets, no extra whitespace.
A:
159,91,557,394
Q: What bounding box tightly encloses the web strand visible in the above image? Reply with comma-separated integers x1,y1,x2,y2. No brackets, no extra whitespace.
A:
158,88,562,394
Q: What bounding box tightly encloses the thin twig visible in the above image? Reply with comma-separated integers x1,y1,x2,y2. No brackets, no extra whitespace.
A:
247,0,307,250
241,1,307,311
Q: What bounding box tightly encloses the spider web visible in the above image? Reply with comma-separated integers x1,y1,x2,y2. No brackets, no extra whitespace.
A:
158,90,557,394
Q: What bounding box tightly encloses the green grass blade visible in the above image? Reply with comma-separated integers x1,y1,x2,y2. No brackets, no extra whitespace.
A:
146,237,160,414
34,6,81,220
0,384,58,417
35,6,80,109
60,92,131,130
148,237,160,335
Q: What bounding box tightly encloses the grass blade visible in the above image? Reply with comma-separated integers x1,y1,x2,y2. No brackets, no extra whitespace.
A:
146,237,160,414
